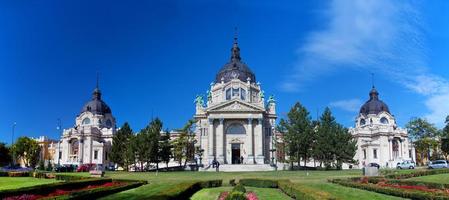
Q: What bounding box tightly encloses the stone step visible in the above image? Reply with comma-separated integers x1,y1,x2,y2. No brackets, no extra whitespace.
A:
201,164,275,172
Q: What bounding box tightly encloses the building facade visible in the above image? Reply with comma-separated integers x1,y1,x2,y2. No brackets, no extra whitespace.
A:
194,38,277,165
54,85,116,167
350,87,415,168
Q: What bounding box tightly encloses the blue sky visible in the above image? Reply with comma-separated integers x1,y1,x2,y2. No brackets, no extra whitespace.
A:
1,0,449,144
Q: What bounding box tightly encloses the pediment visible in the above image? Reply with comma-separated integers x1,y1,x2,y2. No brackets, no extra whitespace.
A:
206,100,265,113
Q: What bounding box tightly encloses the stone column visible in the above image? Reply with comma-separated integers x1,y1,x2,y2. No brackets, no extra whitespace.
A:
388,139,392,161
208,119,215,162
246,118,254,164
217,118,224,163
79,138,84,164
399,139,403,159
255,118,265,164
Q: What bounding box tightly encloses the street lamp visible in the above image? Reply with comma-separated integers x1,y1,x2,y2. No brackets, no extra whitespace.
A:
11,122,17,167
57,119,62,167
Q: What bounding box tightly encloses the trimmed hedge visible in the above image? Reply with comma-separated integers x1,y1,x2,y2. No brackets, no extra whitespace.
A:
6,171,31,177
238,179,280,188
278,180,333,200
0,171,8,176
386,168,449,179
56,174,91,181
143,179,222,200
331,178,449,199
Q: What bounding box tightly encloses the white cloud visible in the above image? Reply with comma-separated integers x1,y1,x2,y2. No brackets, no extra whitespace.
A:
282,0,449,126
329,99,363,112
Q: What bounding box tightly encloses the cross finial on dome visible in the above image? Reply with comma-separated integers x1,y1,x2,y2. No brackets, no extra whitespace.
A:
93,72,101,100
371,72,375,89
231,27,241,61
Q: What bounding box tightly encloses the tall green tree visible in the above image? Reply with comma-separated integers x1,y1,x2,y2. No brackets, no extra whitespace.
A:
148,118,163,170
12,137,41,168
134,129,150,171
406,118,440,164
278,102,314,168
124,134,137,171
110,122,133,169
333,124,357,169
172,119,197,167
0,143,11,166
159,129,172,168
315,107,337,169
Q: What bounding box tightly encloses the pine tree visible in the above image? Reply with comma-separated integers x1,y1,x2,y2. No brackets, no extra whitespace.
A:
278,102,313,169
315,107,337,169
160,130,172,168
148,118,163,170
124,134,137,171
110,122,133,170
333,124,357,169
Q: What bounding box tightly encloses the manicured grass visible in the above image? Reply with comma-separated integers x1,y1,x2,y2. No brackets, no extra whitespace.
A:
0,177,60,190
408,173,449,183
96,170,408,200
190,186,293,200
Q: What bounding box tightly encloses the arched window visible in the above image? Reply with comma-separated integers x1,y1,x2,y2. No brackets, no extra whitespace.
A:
82,118,91,125
70,139,79,155
226,123,246,135
226,89,232,100
106,119,112,127
241,89,246,100
360,119,366,126
380,117,389,124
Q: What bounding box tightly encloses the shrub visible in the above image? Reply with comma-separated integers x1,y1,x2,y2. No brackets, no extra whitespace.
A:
8,171,31,177
225,191,246,200
0,171,8,177
142,179,222,200
55,174,90,181
232,184,246,193
239,179,279,188
198,179,222,188
278,180,332,200
32,172,47,179
229,179,236,186
385,168,449,179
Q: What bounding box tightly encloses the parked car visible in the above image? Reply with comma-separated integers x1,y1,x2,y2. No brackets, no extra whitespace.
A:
367,163,380,169
428,160,449,169
397,160,415,169
76,163,96,172
55,165,76,172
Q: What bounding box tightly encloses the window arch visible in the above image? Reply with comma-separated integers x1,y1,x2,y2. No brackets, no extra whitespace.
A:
226,89,232,100
241,89,246,100
226,123,246,135
70,139,79,155
82,118,91,125
380,117,389,124
106,119,112,127
360,119,366,126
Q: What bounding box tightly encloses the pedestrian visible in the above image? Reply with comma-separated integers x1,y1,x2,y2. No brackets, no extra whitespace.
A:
216,160,220,172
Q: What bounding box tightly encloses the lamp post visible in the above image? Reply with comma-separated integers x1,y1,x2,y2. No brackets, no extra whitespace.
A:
11,122,17,167
57,119,62,167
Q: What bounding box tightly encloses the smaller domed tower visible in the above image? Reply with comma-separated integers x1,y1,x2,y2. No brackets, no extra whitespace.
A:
350,86,415,168
55,81,116,168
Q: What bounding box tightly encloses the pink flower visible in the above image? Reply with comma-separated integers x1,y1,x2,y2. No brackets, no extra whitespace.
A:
218,191,229,200
246,192,259,200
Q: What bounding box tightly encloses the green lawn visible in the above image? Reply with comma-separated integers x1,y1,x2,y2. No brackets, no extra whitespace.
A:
190,186,292,200
0,177,59,190
408,173,449,183
97,170,407,200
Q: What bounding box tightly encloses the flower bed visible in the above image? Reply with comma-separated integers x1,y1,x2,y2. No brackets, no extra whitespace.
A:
0,178,146,199
331,177,449,199
217,184,259,200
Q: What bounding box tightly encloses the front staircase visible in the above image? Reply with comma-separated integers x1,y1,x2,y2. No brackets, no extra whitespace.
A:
201,164,276,172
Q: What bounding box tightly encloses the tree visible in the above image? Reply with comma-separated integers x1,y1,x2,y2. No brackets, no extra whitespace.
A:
159,129,172,168
406,118,440,164
0,143,11,166
12,137,41,168
278,102,314,169
148,118,163,170
333,124,357,169
441,116,449,159
134,130,150,171
110,122,133,169
172,119,197,167
315,108,337,169
124,134,137,171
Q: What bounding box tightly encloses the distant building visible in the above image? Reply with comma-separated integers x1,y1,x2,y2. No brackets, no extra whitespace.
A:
350,87,416,168
33,136,58,165
54,84,116,167
194,37,277,166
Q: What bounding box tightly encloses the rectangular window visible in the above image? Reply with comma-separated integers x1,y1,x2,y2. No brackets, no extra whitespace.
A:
373,149,378,159
59,151,62,159
409,150,412,158
363,149,366,159
94,150,98,160
105,152,108,160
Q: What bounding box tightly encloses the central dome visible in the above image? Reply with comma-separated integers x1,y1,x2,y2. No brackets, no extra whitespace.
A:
359,87,390,115
80,88,112,115
215,39,256,83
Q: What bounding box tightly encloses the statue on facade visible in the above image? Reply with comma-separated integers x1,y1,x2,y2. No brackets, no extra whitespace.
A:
259,90,265,99
267,95,276,104
194,95,204,107
206,90,212,102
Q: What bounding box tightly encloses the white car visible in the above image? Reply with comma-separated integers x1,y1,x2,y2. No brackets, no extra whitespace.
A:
396,160,415,169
